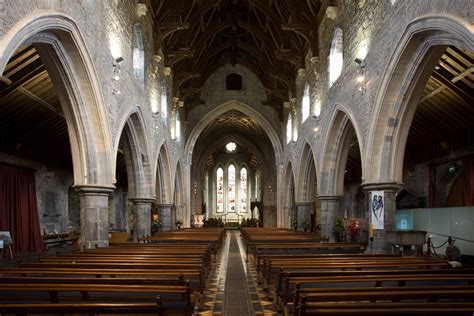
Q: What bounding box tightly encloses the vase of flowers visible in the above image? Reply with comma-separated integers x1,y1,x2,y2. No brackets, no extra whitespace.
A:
346,218,364,242
151,220,162,235
333,219,345,242
175,219,183,230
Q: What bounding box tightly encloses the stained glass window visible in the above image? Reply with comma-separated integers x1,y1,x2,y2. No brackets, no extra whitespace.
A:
216,168,224,213
228,165,236,212
302,83,310,122
328,28,343,88
240,167,247,212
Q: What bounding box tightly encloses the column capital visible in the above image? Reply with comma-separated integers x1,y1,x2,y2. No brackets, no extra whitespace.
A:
317,195,343,201
361,182,404,193
74,184,114,195
295,201,314,206
156,203,174,208
129,197,156,204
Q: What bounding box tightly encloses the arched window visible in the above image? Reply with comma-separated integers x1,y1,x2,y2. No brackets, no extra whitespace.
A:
160,84,168,119
240,168,247,212
216,168,224,213
286,114,292,144
175,110,181,141
132,23,145,85
328,28,343,88
214,164,250,214
228,165,236,212
302,82,310,122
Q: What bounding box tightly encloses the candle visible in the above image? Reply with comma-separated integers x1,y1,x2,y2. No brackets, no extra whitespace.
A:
369,223,373,238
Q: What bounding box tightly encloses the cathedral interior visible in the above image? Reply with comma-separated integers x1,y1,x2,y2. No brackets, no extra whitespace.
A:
0,1,473,313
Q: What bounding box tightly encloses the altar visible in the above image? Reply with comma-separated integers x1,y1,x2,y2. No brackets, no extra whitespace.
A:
386,230,427,256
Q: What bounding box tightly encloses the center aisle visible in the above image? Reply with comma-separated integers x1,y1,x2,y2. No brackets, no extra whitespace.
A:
200,230,277,315
222,231,254,315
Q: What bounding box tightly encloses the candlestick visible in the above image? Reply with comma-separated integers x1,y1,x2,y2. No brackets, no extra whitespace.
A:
369,223,373,239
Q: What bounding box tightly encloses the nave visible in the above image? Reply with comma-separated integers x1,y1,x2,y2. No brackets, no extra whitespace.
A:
1,227,474,315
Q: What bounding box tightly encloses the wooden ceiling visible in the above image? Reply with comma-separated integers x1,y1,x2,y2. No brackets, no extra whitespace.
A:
0,45,72,169
151,0,335,115
404,46,474,166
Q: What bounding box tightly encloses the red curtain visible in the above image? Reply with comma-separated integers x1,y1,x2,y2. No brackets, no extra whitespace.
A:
462,156,474,206
0,163,43,253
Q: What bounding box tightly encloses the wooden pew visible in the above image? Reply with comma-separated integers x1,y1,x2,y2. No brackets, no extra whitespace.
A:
281,273,474,314
0,283,193,315
0,267,205,295
264,260,450,290
0,301,163,315
247,242,367,261
255,252,402,273
296,291,474,316
278,267,474,303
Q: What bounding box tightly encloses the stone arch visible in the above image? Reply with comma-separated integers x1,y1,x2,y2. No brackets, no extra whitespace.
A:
296,142,318,202
365,14,473,185
0,12,114,187
173,161,186,227
155,142,173,204
320,105,364,196
114,108,153,199
281,162,296,229
184,100,282,220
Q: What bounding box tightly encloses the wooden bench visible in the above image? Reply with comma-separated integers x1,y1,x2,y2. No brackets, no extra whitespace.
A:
247,242,367,261
296,292,474,316
278,267,474,301
0,301,163,315
255,252,402,273
41,232,79,249
0,283,194,315
281,273,474,314
265,260,450,290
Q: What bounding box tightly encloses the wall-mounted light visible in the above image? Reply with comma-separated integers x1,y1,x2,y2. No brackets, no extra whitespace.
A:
112,89,121,95
354,58,367,93
112,56,124,81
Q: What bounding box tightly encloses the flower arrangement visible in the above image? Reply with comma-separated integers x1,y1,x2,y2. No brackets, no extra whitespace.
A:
175,218,183,229
346,218,365,237
151,220,162,235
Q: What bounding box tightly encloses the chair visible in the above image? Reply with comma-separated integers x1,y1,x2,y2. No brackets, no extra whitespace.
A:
0,231,14,260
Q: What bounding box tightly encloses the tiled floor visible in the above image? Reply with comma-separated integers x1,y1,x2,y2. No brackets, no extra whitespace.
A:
199,230,278,315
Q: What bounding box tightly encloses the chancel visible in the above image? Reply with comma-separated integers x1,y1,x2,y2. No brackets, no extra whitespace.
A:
0,0,473,315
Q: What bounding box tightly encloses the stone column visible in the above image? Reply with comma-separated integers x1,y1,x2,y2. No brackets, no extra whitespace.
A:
318,195,342,241
130,198,155,240
362,182,403,252
296,201,313,231
263,205,277,228
75,185,114,249
156,203,173,231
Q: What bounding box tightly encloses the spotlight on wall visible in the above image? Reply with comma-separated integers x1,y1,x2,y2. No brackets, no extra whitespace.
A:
112,57,124,81
354,58,366,68
354,58,367,93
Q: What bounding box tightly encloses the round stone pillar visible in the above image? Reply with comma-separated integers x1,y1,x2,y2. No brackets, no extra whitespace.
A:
362,182,403,252
75,185,114,249
130,198,155,240
318,195,342,241
296,201,313,231
156,203,173,231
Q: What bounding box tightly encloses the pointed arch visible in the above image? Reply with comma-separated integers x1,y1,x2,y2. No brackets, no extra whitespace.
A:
156,142,173,204
320,105,364,196
366,15,473,185
281,162,296,229
0,12,114,186
184,100,282,220
296,142,318,202
173,161,186,227
114,108,153,199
